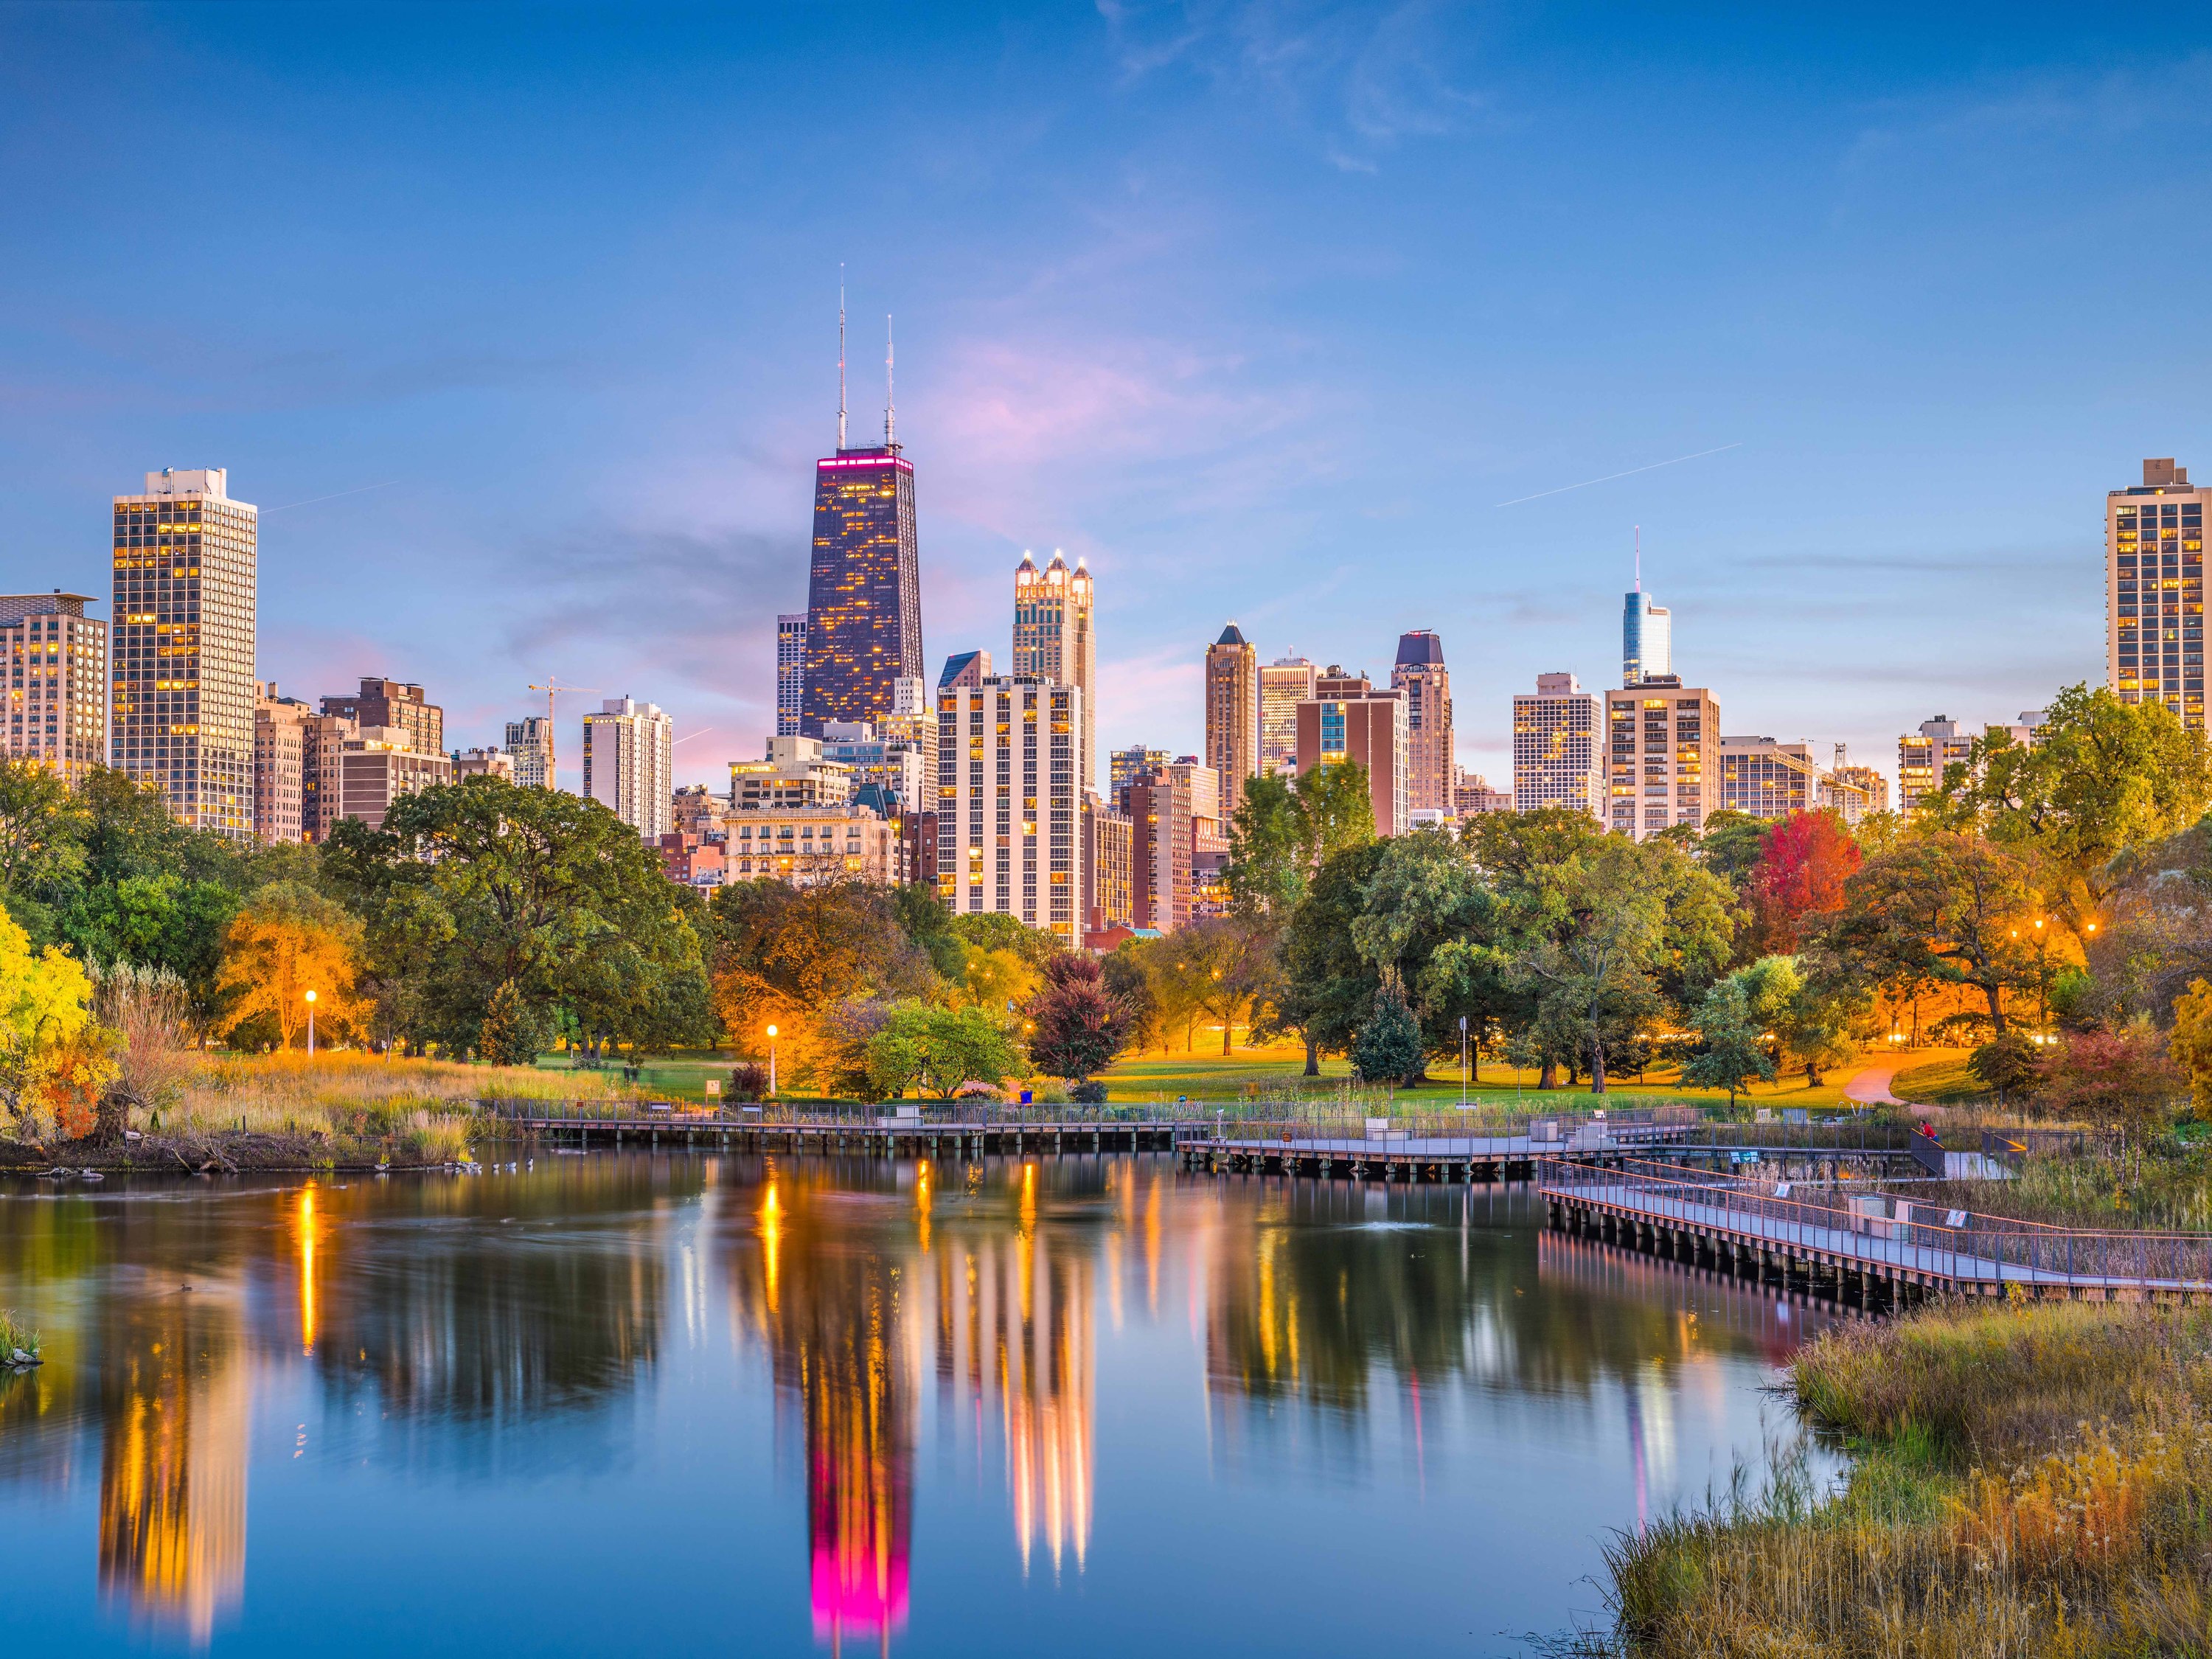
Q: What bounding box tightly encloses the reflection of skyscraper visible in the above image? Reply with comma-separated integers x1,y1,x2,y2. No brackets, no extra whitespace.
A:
801,328,922,737
97,1287,249,1647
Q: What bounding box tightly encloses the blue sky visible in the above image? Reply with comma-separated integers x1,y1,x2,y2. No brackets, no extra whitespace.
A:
3,3,2207,794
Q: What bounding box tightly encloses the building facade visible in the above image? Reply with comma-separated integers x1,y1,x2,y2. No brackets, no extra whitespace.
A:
1109,745,1169,796
821,720,928,814
1624,589,1672,685
776,612,808,738
1124,767,1192,933
1897,716,1977,812
1391,630,1453,815
1295,672,1410,836
1012,552,1096,790
504,715,553,790
720,806,899,887
1605,678,1720,839
1453,770,1512,817
1512,672,1604,820
0,592,106,785
320,678,442,756
1082,793,1133,935
934,675,1083,936
2108,457,2209,728
111,467,257,837
452,747,512,781
333,728,452,832
1258,655,1317,777
801,441,922,734
730,737,855,810
1718,735,1823,821
582,697,675,839
1204,623,1259,819
252,682,310,844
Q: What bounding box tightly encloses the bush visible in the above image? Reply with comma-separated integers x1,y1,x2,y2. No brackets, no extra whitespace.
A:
1967,1030,2043,1102
728,1061,771,1102
1071,1079,1107,1105
1352,984,1423,1087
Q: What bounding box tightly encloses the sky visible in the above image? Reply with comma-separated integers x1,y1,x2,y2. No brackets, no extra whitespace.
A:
3,2,2209,796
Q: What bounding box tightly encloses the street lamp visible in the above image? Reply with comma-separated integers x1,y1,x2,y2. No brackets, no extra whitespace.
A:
304,989,318,1057
765,1023,779,1098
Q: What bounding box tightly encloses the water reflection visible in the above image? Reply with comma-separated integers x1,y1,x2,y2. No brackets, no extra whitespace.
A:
0,1156,1829,1659
96,1279,249,1646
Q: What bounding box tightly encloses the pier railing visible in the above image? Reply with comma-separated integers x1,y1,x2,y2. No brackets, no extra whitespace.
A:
1540,1155,2212,1290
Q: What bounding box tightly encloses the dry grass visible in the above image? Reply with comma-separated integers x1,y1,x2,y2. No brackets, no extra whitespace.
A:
1595,1301,2212,1658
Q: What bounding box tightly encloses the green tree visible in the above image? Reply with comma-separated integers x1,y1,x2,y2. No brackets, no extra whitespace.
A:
861,1001,1026,1099
1265,840,1387,1075
479,979,548,1066
1222,773,1307,917
1967,1031,2043,1104
1352,983,1424,1088
326,778,711,1057
1682,978,1774,1106
1823,831,2039,1035
1691,809,1770,894
1930,683,2212,938
0,757,86,899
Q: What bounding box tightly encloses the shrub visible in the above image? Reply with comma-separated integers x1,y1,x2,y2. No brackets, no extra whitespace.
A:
728,1060,771,1102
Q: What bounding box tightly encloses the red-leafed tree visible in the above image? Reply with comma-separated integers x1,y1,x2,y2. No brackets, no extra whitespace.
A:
1747,810,1861,953
1023,954,1130,1084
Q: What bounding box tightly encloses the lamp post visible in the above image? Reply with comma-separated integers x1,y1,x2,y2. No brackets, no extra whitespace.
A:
304,988,318,1057
766,1023,778,1098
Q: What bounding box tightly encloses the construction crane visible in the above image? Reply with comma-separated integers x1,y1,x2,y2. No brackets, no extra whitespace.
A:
525,677,602,788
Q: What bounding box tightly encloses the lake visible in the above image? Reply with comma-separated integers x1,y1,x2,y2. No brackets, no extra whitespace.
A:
0,1153,1835,1655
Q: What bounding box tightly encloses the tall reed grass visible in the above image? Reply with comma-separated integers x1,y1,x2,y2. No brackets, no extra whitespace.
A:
0,1309,38,1360
1593,1300,2212,1658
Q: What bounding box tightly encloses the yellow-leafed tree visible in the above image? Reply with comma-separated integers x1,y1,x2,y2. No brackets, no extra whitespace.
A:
0,907,113,1138
215,881,363,1050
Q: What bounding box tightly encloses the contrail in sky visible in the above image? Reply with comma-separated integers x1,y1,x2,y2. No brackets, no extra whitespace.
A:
1493,442,1742,507
262,479,401,513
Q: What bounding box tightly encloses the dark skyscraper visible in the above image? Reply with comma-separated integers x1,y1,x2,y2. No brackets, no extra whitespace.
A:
799,312,922,735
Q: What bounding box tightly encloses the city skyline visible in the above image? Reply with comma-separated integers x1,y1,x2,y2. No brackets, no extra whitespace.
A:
4,9,2194,796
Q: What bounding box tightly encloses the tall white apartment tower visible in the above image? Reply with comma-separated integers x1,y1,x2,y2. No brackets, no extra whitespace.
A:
111,468,257,837
775,613,808,739
2108,457,2210,728
1012,550,1096,790
934,674,1083,936
504,715,553,789
582,697,675,839
1512,672,1604,821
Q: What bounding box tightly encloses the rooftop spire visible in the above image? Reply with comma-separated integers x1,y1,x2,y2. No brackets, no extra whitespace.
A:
1634,524,1641,593
884,314,895,448
836,266,847,451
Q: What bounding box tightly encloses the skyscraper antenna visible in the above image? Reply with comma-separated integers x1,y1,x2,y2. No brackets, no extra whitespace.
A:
837,266,847,451
884,314,895,447
1634,524,1641,593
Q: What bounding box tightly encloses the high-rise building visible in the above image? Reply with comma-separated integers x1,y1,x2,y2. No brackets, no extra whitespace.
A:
301,711,355,841
1897,715,1977,812
730,736,855,811
2108,457,2208,727
332,728,452,832
939,650,992,692
1624,589,1672,686
1391,630,1453,816
504,715,553,790
800,366,922,733
1110,745,1169,796
1512,672,1604,821
1124,766,1192,933
1258,654,1317,777
111,467,256,837
452,747,512,781
1013,551,1096,790
1082,793,1133,936
0,592,106,785
874,675,937,810
934,675,1082,936
320,678,442,757
252,681,310,844
582,697,675,839
1203,623,1259,819
1295,671,1409,837
1823,768,1884,824
776,613,808,738
1718,735,1824,821
1605,678,1719,840
821,720,928,813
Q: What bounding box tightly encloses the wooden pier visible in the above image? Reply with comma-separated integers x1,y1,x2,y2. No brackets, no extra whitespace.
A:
1179,1128,1930,1185
1540,1155,2212,1306
493,1111,1183,1159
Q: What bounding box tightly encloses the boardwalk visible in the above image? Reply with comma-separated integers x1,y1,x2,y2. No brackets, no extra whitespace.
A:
1541,1156,2212,1305
488,1107,1181,1158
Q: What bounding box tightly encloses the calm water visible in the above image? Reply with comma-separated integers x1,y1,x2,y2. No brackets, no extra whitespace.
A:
0,1155,1834,1655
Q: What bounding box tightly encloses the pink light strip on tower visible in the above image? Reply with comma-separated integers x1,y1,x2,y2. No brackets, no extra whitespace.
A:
816,456,914,473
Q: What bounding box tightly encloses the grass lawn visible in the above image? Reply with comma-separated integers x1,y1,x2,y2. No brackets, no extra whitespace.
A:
1891,1052,1994,1107
1098,1044,1896,1111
